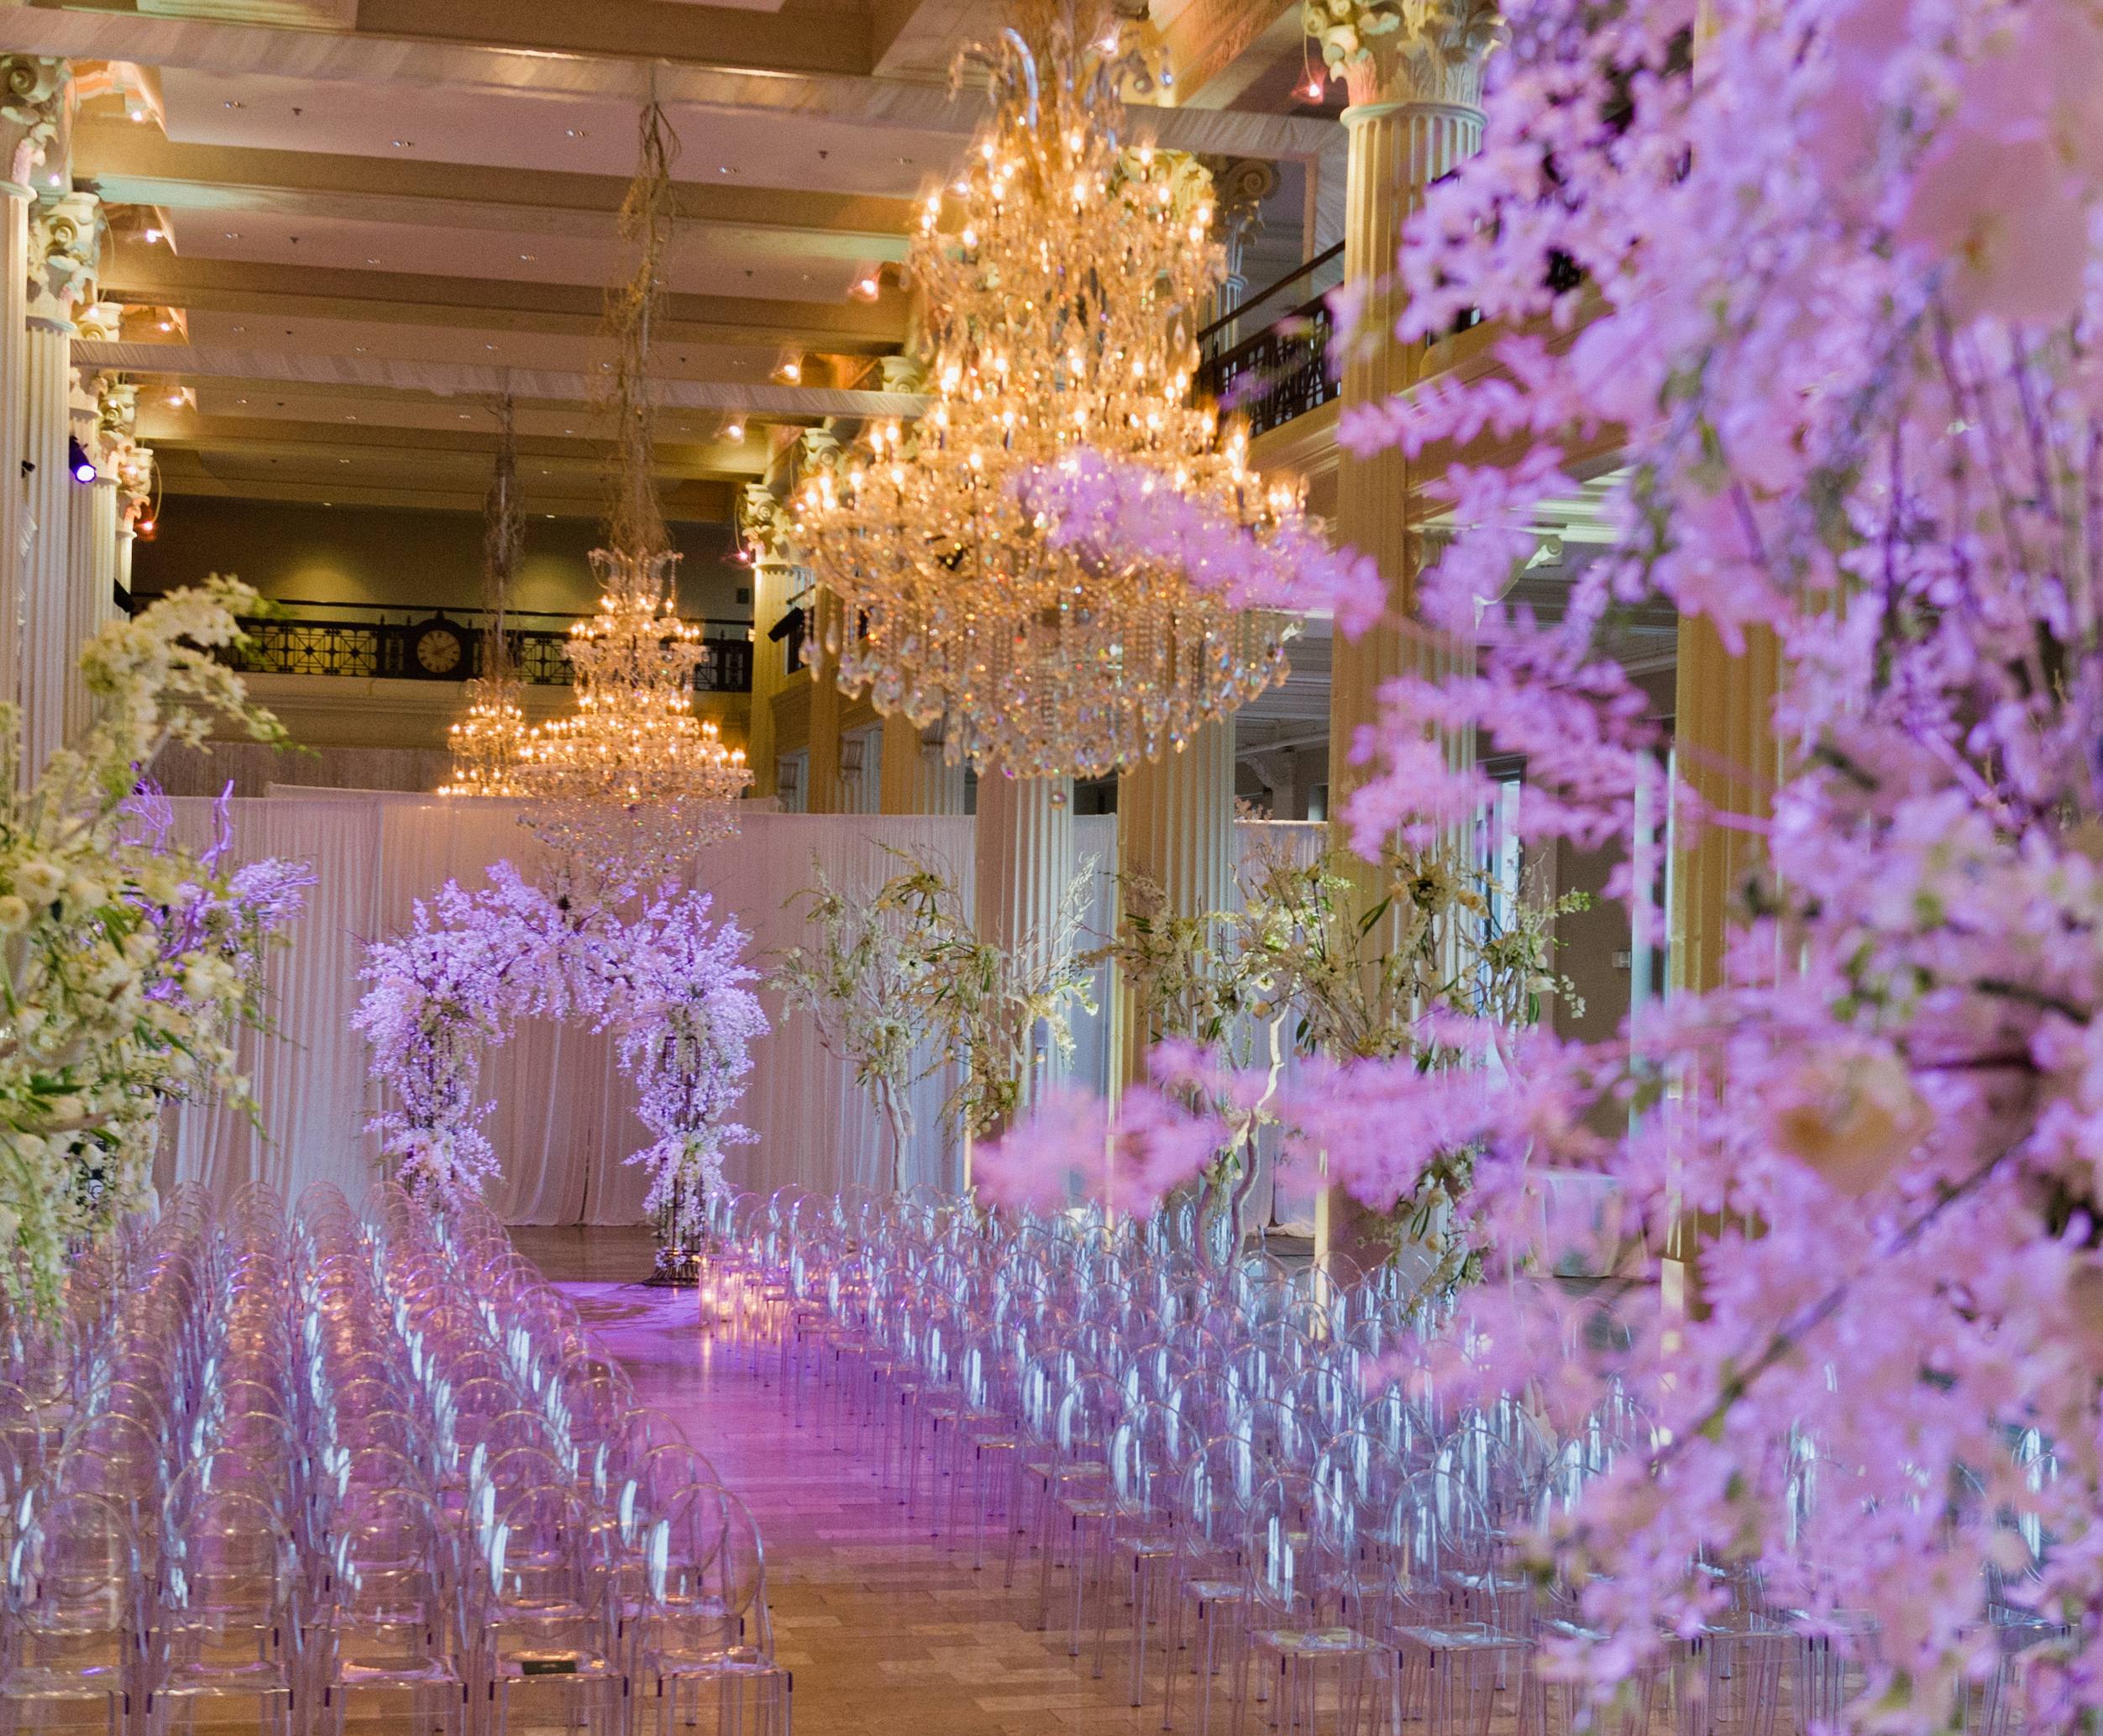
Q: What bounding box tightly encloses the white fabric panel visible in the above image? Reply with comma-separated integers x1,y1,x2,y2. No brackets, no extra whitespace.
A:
155,794,1334,1224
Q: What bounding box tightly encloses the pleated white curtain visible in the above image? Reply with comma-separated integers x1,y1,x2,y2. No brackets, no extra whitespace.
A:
155,792,1322,1223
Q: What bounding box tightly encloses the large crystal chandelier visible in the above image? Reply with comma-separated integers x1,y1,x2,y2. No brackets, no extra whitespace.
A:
789,3,1301,779
510,99,748,877
443,395,528,798
515,548,747,868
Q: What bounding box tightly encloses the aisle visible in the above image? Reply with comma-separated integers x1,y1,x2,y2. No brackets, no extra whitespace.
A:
517,1228,1162,1736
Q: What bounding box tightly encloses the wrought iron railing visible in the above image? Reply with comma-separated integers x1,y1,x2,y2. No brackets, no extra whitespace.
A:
198,601,755,694
1195,243,1345,438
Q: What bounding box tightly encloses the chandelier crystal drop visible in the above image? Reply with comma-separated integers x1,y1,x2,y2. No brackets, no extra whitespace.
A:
789,5,1302,779
514,549,749,875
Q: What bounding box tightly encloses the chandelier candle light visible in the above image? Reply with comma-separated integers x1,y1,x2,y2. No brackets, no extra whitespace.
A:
790,3,1310,779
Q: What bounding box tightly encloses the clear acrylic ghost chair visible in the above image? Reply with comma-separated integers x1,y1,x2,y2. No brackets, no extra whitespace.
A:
0,1488,139,1736
631,1484,792,1736
475,1480,622,1736
1043,1371,1122,1645
314,1487,468,1736
146,1487,302,1736
1238,1472,1381,1736
1103,1399,1189,1707
1164,1429,1262,1736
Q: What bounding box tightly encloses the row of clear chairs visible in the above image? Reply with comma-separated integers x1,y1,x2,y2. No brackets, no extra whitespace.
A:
0,1179,789,1736
695,1184,2059,1736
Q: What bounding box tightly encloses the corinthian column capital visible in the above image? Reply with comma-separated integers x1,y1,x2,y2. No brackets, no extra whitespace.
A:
0,57,67,197
29,189,102,324
1304,0,1502,109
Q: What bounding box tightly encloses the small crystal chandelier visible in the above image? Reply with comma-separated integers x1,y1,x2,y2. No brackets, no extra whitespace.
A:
515,548,748,873
442,395,529,797
789,3,1302,779
443,687,528,798
506,102,748,878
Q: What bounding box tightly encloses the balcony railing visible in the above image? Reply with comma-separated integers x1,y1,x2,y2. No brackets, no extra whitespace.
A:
1195,243,1345,438
186,599,756,694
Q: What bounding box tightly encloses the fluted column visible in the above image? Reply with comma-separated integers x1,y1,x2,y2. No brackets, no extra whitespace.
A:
0,191,27,736
1325,16,1494,816
1115,720,1236,1083
1670,618,1781,994
67,363,113,742
805,586,845,815
0,58,67,774
740,477,795,801
1316,11,1495,1269
973,771,1077,1127
22,188,98,777
879,712,967,814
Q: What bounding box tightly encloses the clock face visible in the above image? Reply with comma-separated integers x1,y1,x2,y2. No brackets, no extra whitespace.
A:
414,623,464,675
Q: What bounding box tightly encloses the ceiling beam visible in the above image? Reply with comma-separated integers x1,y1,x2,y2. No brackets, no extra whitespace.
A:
1159,0,1303,108
74,123,916,261
0,10,1343,167
96,253,910,349
348,0,867,77
76,338,930,416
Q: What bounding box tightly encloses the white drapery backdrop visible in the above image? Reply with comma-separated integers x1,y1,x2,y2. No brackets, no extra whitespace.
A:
156,792,1324,1223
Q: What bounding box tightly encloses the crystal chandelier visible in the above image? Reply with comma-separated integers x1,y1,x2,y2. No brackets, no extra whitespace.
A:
789,4,1302,779
443,687,527,798
443,396,528,798
515,549,747,872
507,102,749,878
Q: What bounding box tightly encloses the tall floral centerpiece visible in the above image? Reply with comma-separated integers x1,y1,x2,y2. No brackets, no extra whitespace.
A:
354,863,765,1251
0,579,304,1307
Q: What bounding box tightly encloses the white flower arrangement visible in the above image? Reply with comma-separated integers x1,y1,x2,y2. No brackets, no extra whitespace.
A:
0,577,304,1308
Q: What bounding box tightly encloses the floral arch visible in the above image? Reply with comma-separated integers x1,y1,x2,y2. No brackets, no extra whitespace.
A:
353,863,767,1242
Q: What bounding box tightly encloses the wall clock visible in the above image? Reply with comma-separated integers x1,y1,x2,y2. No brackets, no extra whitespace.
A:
411,618,466,678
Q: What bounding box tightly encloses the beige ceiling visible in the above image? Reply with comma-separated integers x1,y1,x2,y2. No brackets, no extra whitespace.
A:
2,0,1339,517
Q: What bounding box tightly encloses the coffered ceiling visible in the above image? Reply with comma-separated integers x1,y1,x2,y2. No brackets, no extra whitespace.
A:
1,0,1335,519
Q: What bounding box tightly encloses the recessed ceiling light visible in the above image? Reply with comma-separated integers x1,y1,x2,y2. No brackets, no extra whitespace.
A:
897,156,913,165
366,257,379,265
233,326,244,333
566,129,587,139
156,321,171,332
354,346,365,353
391,139,413,148
718,166,736,175
223,101,243,109
459,413,469,420
485,344,496,350
345,414,356,421
236,397,247,404
546,513,555,518
223,231,239,239
520,254,535,261
339,458,349,464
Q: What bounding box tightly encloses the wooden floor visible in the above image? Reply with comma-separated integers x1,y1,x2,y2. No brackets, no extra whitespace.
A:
516,1225,1175,1736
